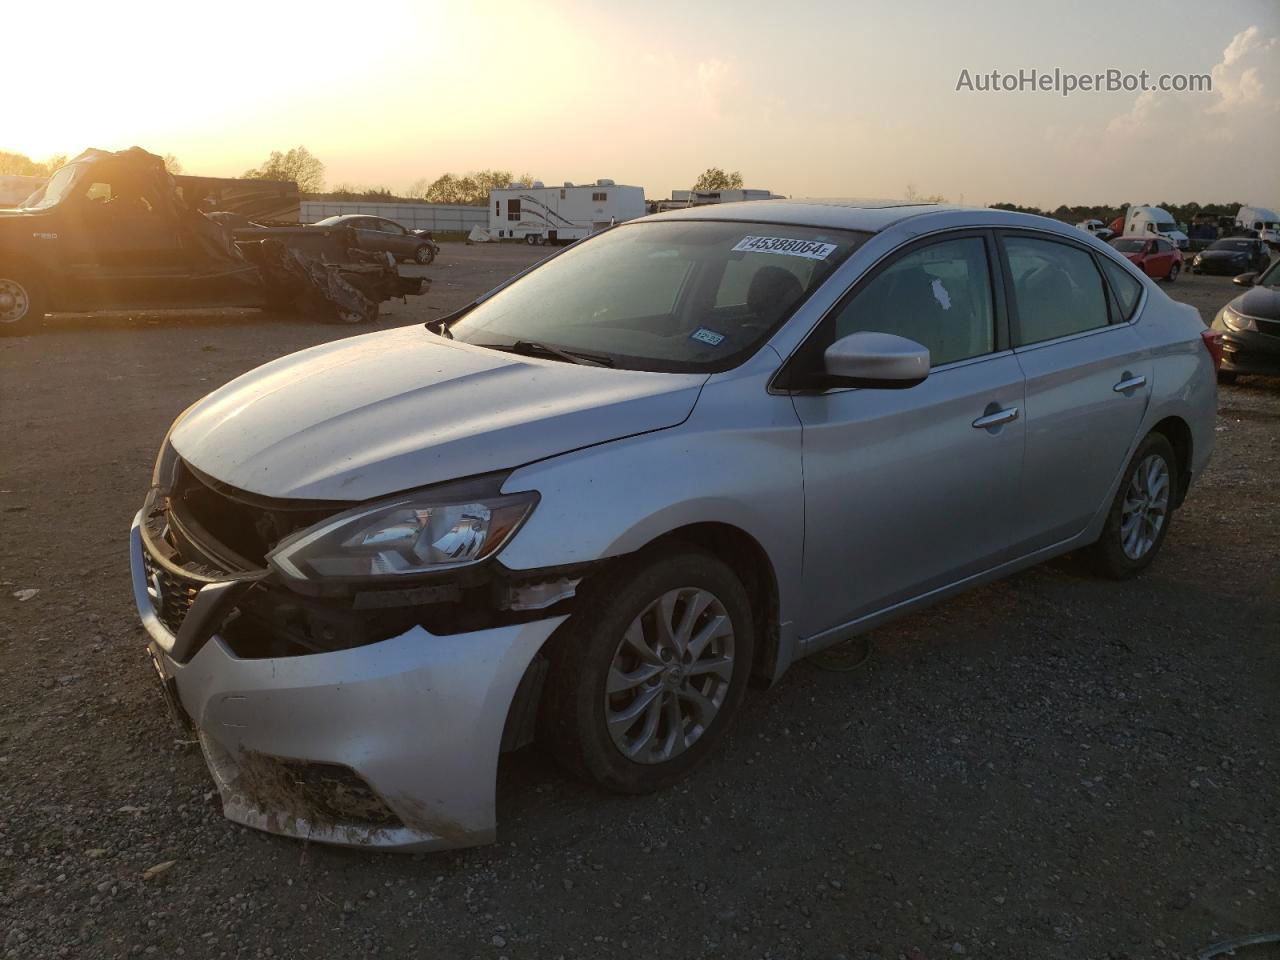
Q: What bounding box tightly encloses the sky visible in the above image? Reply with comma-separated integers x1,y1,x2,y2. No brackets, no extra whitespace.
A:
6,0,1278,209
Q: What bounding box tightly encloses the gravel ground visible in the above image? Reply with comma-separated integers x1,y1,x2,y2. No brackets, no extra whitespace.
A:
1,246,1277,960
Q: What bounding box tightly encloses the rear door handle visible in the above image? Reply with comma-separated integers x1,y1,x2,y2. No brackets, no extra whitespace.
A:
1113,375,1147,393
972,406,1019,429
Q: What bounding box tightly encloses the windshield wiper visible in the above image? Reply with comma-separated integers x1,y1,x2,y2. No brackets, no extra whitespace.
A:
479,340,614,367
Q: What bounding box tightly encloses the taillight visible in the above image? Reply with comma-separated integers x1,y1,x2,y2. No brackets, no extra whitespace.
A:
1201,329,1224,370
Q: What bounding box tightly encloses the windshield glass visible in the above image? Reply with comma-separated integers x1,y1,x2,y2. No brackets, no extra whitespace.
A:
20,164,81,210
447,220,869,372
1258,259,1280,287
1112,238,1146,253
1209,239,1252,252
1155,221,1179,234
313,215,343,226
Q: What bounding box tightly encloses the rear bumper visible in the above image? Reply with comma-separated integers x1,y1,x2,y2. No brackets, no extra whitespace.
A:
130,510,565,851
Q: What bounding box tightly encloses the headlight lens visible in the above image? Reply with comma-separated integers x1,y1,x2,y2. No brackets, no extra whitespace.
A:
268,490,538,580
1220,304,1257,333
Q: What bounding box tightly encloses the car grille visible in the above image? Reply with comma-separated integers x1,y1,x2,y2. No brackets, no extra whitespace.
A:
1257,318,1280,338
141,547,203,636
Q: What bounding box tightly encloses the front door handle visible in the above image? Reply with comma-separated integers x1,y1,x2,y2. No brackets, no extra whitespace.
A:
1113,374,1147,393
972,406,1019,429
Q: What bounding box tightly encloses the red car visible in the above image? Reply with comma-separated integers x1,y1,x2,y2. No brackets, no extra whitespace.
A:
1110,236,1183,281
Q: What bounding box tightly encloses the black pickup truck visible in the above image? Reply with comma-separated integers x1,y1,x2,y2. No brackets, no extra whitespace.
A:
0,147,425,333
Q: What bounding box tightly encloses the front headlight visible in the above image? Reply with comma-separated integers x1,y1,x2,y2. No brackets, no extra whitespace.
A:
1220,304,1257,333
268,489,538,581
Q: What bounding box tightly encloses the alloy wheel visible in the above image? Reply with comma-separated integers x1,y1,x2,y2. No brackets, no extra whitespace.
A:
604,587,735,764
0,278,30,324
1120,454,1171,560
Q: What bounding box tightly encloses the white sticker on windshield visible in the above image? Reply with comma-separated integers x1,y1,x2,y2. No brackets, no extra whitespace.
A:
690,327,726,346
732,236,837,260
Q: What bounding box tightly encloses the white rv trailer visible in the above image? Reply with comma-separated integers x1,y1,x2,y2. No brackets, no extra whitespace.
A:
487,179,645,244
652,188,784,213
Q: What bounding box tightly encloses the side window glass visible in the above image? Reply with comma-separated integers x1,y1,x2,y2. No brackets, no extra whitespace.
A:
825,236,995,367
1100,258,1142,322
1006,236,1110,345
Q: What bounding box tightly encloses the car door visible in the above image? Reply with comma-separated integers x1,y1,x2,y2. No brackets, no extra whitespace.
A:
376,219,415,258
786,231,1026,639
999,232,1153,555
57,163,187,309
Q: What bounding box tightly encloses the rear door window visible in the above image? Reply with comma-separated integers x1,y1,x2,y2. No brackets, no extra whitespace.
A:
1003,236,1111,345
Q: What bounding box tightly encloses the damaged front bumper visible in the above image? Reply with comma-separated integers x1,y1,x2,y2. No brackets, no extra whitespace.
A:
130,511,565,851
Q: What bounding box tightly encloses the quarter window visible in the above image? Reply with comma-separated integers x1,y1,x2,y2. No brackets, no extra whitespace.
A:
1099,258,1142,322
824,236,995,367
1005,236,1110,345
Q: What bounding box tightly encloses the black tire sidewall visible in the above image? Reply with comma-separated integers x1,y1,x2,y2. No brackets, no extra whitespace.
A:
1168,262,1180,281
542,549,755,793
414,245,433,264
1091,433,1177,579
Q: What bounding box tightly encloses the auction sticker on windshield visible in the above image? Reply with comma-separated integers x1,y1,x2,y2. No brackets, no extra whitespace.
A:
732,236,838,260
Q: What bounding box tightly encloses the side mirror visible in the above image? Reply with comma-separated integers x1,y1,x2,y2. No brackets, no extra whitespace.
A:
822,332,930,389
1232,272,1257,287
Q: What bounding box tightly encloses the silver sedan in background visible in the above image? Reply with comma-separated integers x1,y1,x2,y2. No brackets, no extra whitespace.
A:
131,201,1219,850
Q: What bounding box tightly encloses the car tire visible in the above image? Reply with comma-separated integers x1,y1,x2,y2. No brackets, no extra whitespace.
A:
1217,369,1238,384
0,268,45,334
525,234,539,246
1166,262,1180,282
414,244,435,265
1087,432,1178,580
539,548,755,794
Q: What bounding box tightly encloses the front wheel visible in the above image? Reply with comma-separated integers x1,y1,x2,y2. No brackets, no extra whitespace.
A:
1217,369,1238,384
539,549,755,793
0,269,45,334
1086,432,1177,579
1166,262,1181,282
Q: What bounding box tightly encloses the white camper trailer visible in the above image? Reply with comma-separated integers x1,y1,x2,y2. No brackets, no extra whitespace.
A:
1123,205,1190,251
1234,205,1280,246
488,179,646,244
653,188,784,213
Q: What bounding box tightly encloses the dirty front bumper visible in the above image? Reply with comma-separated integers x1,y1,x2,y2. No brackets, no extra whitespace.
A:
130,511,565,851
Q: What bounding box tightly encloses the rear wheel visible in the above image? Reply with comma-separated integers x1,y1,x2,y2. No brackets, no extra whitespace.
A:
540,549,754,793
0,269,45,334
1217,369,1238,384
1087,432,1177,579
413,244,435,265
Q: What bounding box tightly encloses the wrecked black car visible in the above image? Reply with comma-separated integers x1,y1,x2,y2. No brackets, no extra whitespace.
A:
0,147,425,332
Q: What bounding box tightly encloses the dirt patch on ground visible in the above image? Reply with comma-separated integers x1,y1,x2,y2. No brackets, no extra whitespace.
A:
0,247,1276,959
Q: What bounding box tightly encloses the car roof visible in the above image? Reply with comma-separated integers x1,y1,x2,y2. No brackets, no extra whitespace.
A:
639,198,952,233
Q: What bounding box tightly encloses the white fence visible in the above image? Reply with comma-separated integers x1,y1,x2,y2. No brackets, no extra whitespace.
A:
300,201,488,234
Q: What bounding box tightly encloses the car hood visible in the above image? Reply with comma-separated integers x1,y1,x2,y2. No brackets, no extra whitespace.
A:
1198,249,1249,259
170,326,706,501
1233,284,1280,322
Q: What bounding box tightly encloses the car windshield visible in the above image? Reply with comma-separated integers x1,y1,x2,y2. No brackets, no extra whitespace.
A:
1209,240,1252,252
313,215,343,226
446,220,870,372
1112,238,1146,252
1258,259,1280,287
1155,222,1179,234
20,164,81,210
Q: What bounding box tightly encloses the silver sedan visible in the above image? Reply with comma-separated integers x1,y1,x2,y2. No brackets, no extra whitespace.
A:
131,201,1219,850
